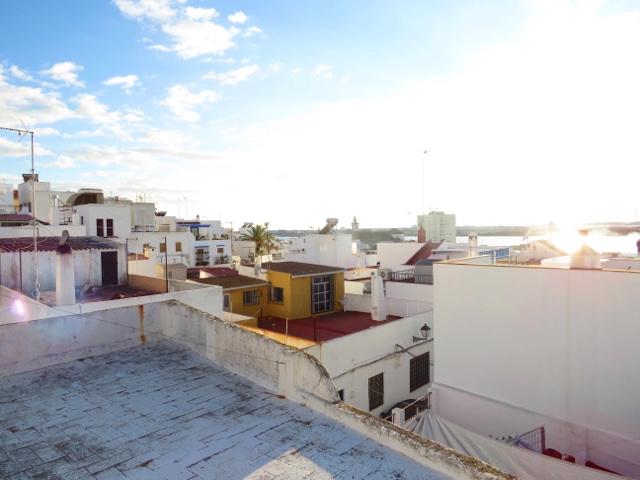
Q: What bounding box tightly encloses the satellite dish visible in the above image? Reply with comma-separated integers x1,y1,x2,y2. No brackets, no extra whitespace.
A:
59,230,69,246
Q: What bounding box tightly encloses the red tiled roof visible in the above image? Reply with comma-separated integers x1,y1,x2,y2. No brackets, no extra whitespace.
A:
192,275,268,289
0,214,36,222
187,267,238,279
201,267,238,277
403,241,442,266
0,236,123,253
259,311,402,342
261,261,344,276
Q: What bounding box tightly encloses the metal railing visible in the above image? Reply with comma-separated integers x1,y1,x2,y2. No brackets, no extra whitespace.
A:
508,426,545,453
415,274,434,285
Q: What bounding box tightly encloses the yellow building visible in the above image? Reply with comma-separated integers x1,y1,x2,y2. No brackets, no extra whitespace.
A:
193,274,269,319
262,262,345,320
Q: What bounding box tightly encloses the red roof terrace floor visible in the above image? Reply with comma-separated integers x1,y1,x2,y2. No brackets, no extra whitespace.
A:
258,311,402,342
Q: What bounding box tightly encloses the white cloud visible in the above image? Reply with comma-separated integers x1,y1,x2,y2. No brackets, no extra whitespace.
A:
228,11,247,24
155,19,238,59
160,84,220,122
242,26,262,38
41,155,75,169
314,65,332,75
202,65,259,85
137,129,195,146
36,127,60,136
102,74,141,93
339,76,350,84
115,0,242,59
185,7,218,21
291,68,301,74
0,83,73,126
9,66,33,82
72,94,121,125
270,63,282,74
112,0,178,22
39,62,85,87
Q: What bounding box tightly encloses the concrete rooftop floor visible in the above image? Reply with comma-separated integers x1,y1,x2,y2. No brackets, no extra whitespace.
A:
0,342,450,480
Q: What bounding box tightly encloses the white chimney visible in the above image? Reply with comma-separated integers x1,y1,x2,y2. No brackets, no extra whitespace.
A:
371,270,387,321
570,243,601,270
56,231,76,306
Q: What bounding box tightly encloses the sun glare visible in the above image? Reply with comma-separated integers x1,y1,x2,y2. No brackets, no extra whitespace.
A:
549,230,589,255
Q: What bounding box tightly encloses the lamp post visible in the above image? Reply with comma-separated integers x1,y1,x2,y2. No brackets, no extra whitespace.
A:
413,324,431,343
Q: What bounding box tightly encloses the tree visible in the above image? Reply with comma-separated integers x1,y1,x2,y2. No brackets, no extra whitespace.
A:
239,224,275,260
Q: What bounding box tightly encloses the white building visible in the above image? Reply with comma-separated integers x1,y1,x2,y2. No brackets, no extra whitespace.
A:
128,216,232,270
0,236,127,295
417,211,456,242
432,248,640,477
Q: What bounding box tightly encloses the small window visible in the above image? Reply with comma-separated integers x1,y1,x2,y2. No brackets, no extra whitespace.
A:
176,242,182,252
269,286,284,304
410,352,430,392
80,216,84,225
368,372,384,411
143,243,150,250
338,389,344,401
217,247,224,254
96,219,104,237
243,290,260,306
106,218,114,236
223,294,230,312
159,242,166,253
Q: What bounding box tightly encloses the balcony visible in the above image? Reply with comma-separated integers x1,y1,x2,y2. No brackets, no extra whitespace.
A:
388,269,434,285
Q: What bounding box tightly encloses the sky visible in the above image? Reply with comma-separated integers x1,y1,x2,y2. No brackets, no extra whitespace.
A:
1,0,640,231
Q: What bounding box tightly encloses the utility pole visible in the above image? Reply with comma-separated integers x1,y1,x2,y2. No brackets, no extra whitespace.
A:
1,125,39,300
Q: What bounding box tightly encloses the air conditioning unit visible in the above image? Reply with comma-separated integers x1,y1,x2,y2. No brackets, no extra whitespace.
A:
379,268,392,280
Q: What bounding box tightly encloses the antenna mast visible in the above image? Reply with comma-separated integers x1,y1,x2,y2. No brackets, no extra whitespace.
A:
0,125,40,300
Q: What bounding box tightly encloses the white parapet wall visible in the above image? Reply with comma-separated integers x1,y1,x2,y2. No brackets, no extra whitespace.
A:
0,278,221,326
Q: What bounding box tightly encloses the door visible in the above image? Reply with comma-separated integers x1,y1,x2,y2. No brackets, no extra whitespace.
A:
101,251,119,286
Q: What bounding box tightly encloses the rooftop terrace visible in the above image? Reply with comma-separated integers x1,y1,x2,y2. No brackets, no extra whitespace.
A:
258,311,402,342
0,341,450,480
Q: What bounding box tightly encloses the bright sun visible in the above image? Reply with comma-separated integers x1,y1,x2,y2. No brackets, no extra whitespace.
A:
549,230,590,255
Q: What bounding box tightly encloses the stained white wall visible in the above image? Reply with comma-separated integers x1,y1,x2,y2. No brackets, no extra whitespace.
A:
376,243,422,269
305,313,433,417
282,234,356,269
74,204,131,239
433,261,640,476
0,247,127,293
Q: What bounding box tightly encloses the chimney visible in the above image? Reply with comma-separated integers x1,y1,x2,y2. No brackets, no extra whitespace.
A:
371,269,387,321
55,231,76,306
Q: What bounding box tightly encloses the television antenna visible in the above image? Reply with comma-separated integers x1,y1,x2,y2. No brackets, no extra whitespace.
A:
0,123,40,300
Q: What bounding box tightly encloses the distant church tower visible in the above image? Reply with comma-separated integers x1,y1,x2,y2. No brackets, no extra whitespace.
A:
351,216,359,241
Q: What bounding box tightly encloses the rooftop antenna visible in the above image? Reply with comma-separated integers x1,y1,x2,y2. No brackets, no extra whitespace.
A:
0,122,40,300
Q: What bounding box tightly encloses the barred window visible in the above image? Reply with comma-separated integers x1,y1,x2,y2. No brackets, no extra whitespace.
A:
243,290,260,306
410,352,430,392
368,372,384,411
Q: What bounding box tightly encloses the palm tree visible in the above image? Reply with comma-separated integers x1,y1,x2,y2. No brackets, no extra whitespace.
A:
239,224,275,262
